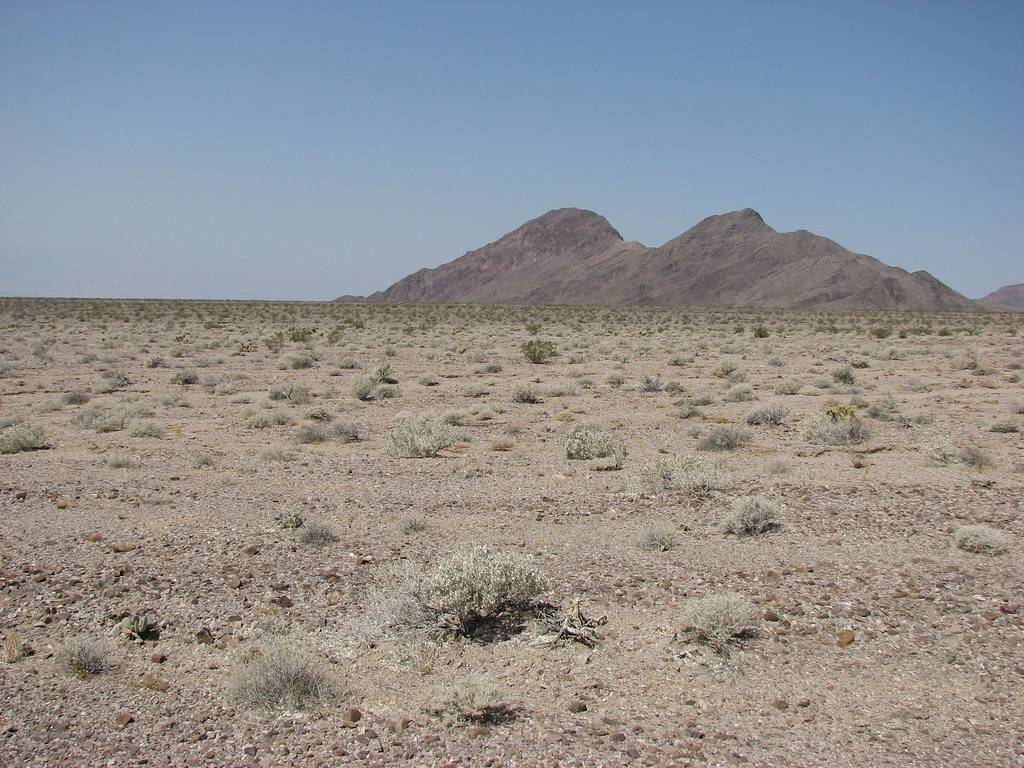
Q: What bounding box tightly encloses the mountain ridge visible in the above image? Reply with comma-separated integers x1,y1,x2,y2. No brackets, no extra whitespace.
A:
343,208,979,311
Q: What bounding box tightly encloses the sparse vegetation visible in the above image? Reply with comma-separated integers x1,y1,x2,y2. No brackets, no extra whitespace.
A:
680,592,758,652
721,495,780,535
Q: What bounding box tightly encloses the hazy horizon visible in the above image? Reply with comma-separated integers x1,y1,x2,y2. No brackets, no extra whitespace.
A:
2,2,1022,301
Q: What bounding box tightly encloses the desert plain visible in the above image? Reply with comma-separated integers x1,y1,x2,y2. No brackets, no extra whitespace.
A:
1,297,1022,767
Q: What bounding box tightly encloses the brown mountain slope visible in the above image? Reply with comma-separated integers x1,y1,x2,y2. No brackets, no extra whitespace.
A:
355,208,978,311
977,283,1024,310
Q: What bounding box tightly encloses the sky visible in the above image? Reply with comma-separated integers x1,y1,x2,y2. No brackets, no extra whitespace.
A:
1,1,1022,300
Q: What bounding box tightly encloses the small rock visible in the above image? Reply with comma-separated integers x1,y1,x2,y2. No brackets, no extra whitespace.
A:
771,699,789,711
344,707,362,723
113,713,134,728
225,575,242,589
837,630,855,647
55,499,68,509
151,652,167,663
763,610,780,622
467,726,491,739
567,700,588,714
270,595,293,608
195,629,214,645
242,744,257,757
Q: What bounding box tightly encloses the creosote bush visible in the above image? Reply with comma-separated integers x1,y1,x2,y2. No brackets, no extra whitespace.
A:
521,339,556,364
680,592,758,652
746,402,787,426
953,525,1010,555
565,422,626,469
391,413,458,458
804,411,870,446
721,495,780,535
231,638,334,711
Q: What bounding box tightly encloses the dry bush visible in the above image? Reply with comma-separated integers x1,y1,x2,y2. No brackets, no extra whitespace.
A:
804,412,870,446
429,674,516,724
680,593,758,651
638,528,674,552
230,638,335,711
698,426,749,452
629,455,718,496
721,495,780,535
298,521,338,546
0,423,47,454
565,423,626,468
391,413,458,457
746,402,787,426
959,446,995,469
953,525,1010,555
65,639,109,677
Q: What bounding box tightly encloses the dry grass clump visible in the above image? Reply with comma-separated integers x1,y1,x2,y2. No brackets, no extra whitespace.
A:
804,412,870,445
565,423,626,469
429,674,517,725
0,422,47,454
230,638,335,711
698,425,749,452
129,421,165,438
638,528,675,552
958,446,995,469
629,455,718,496
680,593,758,652
391,413,458,457
512,385,542,404
721,495,780,535
953,525,1011,555
774,379,801,395
298,521,339,546
65,639,109,677
746,402,787,426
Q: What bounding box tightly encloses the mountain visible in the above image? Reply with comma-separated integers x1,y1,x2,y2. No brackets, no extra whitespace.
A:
348,208,979,311
977,283,1024,311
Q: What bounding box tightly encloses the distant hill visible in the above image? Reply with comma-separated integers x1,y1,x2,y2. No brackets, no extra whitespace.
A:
344,208,979,311
977,283,1024,311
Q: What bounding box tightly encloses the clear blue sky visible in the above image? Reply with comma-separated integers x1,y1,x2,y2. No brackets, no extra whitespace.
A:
2,1,1022,300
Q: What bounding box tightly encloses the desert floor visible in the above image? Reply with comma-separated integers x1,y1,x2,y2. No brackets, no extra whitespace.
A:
1,298,1021,767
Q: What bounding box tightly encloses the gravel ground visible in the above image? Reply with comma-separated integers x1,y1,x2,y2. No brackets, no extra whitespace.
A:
1,298,1022,767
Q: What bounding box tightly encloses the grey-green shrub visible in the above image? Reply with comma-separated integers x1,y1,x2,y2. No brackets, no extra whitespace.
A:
231,638,334,711
391,413,458,458
721,496,780,535
565,423,626,469
0,423,46,454
953,524,1010,555
680,593,757,651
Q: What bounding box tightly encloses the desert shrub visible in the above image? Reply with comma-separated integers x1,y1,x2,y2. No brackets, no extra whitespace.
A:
306,407,333,422
866,395,901,421
959,446,994,469
752,326,769,338
129,421,165,438
765,457,790,474
375,361,398,383
422,546,546,635
725,384,753,402
286,326,316,343
391,413,458,458
461,383,489,398
990,420,1019,433
715,360,738,378
330,421,362,443
419,374,439,386
629,455,718,496
0,423,47,454
721,495,780,535
62,391,90,405
107,453,137,468
441,409,470,426
352,376,375,401
247,411,291,430
746,402,787,426
512,385,541,404
565,423,626,469
282,354,314,370
804,411,870,446
638,528,674,552
298,521,338,546
832,366,856,385
604,372,625,387
774,380,801,396
953,525,1010,555
680,593,757,652
337,357,361,370
294,424,328,444
639,376,665,393
521,339,556,364
171,369,199,385
400,515,427,534
429,675,516,724
65,640,109,677
231,638,334,711
698,426,749,452
74,407,130,433
94,371,130,394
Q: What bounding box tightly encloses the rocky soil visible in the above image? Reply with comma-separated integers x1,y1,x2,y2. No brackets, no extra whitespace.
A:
1,298,1021,767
